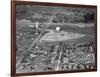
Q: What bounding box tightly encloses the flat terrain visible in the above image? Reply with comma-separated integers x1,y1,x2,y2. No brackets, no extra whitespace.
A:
40,30,85,42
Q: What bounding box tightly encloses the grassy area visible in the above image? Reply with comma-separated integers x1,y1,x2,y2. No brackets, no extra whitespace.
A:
48,23,94,35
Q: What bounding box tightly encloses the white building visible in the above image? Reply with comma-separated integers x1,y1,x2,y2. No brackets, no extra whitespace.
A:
56,27,61,32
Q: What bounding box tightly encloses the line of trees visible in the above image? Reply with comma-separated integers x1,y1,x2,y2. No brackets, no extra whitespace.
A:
16,5,95,23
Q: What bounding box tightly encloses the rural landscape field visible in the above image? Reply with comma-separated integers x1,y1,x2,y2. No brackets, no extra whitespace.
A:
16,5,96,73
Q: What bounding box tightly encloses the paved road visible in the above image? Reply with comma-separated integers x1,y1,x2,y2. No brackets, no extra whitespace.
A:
16,13,56,69
55,46,63,70
53,45,59,53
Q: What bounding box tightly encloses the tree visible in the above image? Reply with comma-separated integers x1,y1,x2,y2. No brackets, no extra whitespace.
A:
83,12,94,23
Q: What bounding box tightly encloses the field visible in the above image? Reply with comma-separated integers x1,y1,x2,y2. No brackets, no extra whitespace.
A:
40,30,85,42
